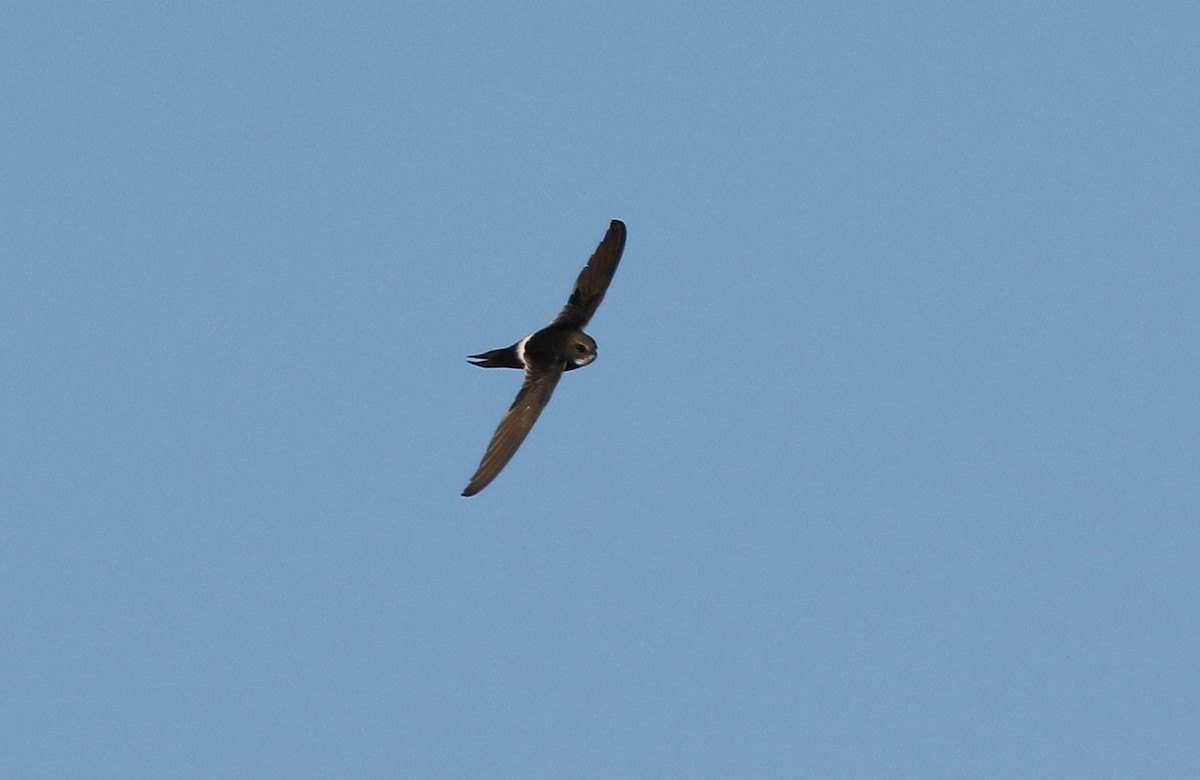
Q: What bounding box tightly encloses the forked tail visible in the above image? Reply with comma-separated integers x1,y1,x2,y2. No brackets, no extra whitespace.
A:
467,347,523,369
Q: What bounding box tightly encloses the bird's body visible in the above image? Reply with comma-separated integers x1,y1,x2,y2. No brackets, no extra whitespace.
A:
461,219,626,497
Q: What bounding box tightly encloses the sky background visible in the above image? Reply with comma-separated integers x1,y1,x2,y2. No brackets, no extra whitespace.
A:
3,2,1198,777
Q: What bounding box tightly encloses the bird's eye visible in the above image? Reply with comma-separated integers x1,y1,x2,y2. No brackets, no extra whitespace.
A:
575,343,586,352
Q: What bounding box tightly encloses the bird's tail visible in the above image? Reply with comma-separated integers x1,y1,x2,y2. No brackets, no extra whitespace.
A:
467,347,523,369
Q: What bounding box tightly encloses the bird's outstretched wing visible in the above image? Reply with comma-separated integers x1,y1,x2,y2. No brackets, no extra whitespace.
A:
461,363,566,496
552,219,627,328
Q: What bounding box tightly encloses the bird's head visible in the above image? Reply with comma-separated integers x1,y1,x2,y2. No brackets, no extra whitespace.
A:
567,332,597,369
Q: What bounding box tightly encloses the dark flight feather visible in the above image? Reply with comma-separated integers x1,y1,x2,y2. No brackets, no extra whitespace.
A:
461,364,565,497
552,220,626,328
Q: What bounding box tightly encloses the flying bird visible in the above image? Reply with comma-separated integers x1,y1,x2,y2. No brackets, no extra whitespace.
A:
461,219,627,496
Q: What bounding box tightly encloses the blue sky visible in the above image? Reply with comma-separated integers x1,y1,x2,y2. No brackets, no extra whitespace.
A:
3,2,1198,776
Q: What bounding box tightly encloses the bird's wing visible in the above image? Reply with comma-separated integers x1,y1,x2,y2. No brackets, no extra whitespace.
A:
551,219,627,328
461,363,566,496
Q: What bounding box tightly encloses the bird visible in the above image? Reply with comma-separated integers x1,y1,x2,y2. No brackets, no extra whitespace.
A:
461,219,627,497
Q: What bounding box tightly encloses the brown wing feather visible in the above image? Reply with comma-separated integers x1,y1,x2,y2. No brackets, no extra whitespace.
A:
552,219,627,328
461,364,566,496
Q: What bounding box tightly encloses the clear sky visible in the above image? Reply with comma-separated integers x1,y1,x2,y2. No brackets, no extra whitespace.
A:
3,2,1197,777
